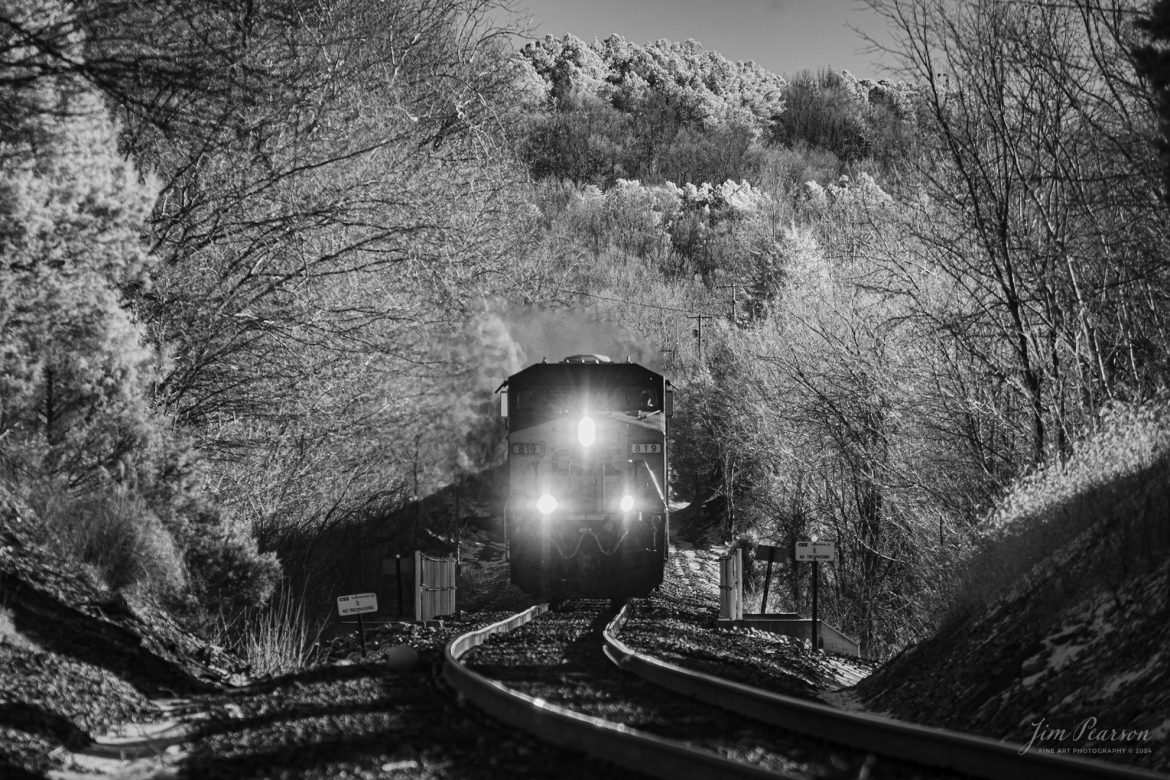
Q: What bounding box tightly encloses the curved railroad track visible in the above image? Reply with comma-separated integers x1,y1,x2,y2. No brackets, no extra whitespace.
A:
444,600,941,779
444,602,777,780
443,599,1165,780
603,603,1164,780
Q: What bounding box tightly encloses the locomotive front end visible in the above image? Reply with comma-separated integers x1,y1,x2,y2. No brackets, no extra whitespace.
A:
502,355,671,600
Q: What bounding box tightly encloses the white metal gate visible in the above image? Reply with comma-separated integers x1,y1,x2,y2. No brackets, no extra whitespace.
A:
719,548,743,621
414,550,456,622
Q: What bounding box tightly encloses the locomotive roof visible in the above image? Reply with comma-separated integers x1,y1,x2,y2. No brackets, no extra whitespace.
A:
505,358,665,388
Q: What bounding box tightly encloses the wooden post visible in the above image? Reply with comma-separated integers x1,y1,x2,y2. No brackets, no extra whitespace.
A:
395,554,404,617
735,548,743,620
414,550,423,621
760,545,775,614
812,559,820,651
719,553,729,619
719,551,736,620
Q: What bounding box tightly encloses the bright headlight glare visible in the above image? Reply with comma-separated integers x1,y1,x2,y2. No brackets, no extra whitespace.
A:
577,415,596,447
536,493,558,515
619,494,634,513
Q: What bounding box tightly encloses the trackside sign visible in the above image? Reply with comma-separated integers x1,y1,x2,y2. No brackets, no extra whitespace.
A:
795,541,837,561
337,592,378,616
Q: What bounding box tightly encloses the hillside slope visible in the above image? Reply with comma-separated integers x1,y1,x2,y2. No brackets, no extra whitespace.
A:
858,451,1170,773
0,494,241,778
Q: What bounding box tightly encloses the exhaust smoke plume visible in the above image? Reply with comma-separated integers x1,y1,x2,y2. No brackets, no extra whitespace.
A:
431,301,666,481
482,302,665,372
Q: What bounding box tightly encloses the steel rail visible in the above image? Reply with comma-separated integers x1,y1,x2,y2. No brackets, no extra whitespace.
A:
603,604,1166,780
442,605,800,780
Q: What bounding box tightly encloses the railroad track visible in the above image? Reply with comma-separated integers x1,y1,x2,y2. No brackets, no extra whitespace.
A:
443,602,797,779
444,599,1167,780
603,603,1164,780
444,600,944,779
444,603,774,780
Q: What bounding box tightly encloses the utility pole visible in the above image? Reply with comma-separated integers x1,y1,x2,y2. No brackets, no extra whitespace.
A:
714,284,743,323
689,314,709,364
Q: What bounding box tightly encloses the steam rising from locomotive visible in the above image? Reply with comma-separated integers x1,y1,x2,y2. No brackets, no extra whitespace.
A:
500,355,672,599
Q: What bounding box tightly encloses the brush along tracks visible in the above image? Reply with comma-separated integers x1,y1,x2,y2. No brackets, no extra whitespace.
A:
445,600,1167,780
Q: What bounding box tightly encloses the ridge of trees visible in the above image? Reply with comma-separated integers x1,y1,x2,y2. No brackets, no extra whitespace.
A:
3,0,1169,658
516,34,924,185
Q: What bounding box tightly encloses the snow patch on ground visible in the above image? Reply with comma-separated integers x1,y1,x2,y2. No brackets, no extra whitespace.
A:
1047,638,1088,673
1102,650,1164,697
1149,718,1170,742
1021,596,1118,688
48,715,193,779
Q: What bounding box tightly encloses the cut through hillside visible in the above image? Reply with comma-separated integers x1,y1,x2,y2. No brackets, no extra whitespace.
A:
859,440,1170,773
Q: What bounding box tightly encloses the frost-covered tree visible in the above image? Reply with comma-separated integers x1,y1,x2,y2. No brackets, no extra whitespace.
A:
0,1,279,612
519,35,785,183
0,46,161,489
523,34,785,129
774,69,921,165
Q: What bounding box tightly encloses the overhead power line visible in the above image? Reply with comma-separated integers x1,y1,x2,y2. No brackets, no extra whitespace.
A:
549,286,720,317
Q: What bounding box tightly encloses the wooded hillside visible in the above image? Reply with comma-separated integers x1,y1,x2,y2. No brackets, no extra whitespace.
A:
2,0,1168,658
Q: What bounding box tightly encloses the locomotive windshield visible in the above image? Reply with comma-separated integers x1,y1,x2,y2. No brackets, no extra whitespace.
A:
509,386,660,424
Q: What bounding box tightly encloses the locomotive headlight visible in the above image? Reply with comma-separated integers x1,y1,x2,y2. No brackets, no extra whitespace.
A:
619,494,635,513
577,415,596,447
536,493,558,515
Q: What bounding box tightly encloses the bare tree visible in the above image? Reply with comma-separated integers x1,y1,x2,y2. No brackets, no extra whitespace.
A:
868,0,1170,470
2,0,538,576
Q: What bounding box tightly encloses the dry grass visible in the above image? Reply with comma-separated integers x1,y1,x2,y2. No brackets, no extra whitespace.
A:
944,399,1170,623
24,483,185,598
224,583,325,676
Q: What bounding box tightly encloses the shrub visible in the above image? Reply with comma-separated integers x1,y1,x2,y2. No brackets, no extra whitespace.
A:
755,144,843,197
20,477,279,621
184,519,281,618
27,483,186,597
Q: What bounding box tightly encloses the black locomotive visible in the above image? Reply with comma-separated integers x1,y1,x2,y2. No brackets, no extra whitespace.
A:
500,355,672,599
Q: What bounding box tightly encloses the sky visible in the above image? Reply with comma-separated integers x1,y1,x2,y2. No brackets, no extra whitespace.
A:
501,0,898,80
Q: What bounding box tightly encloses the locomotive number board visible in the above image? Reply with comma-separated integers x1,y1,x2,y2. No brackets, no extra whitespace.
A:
510,442,545,455
630,443,662,454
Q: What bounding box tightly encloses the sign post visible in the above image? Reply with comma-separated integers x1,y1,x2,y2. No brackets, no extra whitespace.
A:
794,541,836,651
755,543,780,614
337,592,378,658
813,560,819,651
396,554,404,617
